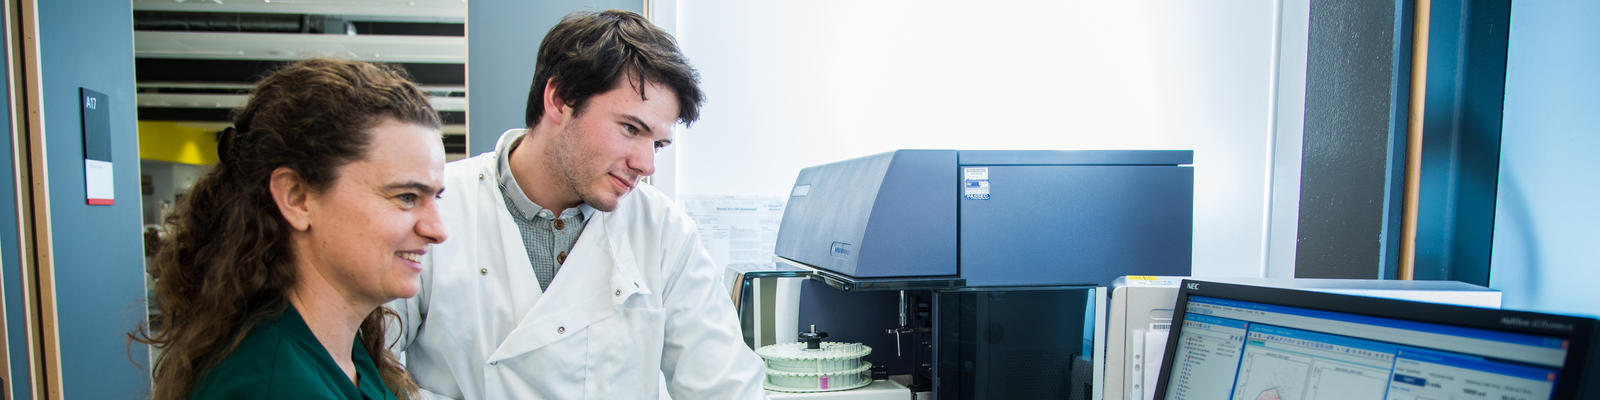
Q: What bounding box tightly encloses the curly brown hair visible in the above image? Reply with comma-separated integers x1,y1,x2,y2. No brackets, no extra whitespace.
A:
129,58,440,400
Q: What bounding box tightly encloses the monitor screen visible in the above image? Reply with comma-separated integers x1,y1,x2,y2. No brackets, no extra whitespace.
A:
1153,280,1596,400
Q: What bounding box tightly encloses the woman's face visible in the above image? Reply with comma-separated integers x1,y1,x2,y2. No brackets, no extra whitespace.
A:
299,117,448,306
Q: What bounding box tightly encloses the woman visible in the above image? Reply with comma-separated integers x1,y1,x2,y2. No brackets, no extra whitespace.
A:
131,58,447,400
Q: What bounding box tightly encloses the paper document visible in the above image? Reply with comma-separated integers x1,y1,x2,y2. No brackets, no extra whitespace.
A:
682,195,786,271
1143,329,1169,400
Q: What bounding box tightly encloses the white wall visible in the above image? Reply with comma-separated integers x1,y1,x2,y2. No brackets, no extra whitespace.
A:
1489,2,1600,318
672,0,1297,278
1265,0,1309,278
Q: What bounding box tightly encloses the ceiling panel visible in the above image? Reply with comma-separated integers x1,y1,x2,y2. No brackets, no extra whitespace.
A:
133,3,468,154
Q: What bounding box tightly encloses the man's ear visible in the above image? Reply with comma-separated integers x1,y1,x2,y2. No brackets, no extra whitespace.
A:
269,167,313,231
543,78,571,125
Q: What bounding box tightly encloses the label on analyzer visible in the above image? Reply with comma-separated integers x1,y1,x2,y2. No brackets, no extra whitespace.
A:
963,167,990,200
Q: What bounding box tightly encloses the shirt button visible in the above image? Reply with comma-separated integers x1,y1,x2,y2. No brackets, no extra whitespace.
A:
557,251,567,264
557,326,566,334
553,219,565,230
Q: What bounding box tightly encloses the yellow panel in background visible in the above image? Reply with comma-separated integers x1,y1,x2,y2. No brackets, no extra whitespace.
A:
138,121,220,165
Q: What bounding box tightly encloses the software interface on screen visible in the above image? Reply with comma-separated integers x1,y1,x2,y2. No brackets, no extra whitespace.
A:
1164,295,1569,400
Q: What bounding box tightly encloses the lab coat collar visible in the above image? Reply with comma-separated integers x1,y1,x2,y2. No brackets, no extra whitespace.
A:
487,128,648,292
476,133,654,362
484,212,616,363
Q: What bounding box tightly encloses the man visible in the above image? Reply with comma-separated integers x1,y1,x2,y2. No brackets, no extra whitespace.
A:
390,10,767,399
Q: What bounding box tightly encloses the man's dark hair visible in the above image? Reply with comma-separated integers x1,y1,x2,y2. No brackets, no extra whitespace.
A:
525,9,703,128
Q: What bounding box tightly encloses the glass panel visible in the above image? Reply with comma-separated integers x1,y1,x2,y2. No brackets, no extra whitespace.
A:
937,286,1098,400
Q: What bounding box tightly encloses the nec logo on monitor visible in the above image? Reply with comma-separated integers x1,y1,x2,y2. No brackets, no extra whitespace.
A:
1185,282,1199,290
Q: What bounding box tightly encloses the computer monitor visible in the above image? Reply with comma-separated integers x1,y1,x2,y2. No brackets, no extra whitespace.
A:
1152,280,1598,399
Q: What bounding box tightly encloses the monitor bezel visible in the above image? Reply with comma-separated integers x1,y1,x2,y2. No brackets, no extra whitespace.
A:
1150,279,1596,399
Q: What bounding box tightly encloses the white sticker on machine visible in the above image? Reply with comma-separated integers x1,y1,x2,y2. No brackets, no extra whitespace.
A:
963,167,988,180
963,167,990,200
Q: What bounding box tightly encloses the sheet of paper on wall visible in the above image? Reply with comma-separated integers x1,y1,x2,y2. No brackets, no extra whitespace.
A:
682,194,787,275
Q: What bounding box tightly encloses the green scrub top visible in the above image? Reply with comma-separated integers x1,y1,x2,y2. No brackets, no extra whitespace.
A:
189,305,397,400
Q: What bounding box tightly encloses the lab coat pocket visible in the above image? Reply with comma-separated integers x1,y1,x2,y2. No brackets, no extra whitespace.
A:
585,304,666,398
489,327,588,399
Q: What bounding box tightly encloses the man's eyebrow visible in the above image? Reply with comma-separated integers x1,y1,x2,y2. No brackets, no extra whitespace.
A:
621,114,654,134
384,181,444,195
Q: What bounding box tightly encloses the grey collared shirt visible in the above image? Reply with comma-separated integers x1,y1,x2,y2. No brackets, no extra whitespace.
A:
496,134,595,291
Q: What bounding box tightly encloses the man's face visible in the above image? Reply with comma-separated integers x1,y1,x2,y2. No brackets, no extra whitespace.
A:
547,79,679,211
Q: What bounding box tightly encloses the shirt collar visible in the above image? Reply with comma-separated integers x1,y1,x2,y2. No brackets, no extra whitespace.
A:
494,129,595,221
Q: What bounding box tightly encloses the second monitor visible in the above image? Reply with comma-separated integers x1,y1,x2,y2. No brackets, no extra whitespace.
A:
1152,280,1598,399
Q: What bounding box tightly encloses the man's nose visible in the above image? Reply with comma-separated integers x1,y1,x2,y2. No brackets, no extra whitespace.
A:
629,141,656,177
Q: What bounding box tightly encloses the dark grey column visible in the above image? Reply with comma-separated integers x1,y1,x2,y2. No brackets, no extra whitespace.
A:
1296,1,1414,279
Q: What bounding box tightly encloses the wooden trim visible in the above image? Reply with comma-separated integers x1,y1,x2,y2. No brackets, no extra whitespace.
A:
0,0,22,395
2,3,35,399
8,0,57,397
0,1,16,397
1399,0,1431,280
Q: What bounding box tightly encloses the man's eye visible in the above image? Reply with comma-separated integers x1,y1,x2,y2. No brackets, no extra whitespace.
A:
398,193,419,206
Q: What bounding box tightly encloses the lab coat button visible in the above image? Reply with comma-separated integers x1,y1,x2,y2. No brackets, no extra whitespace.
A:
478,172,485,181
557,326,566,334
614,289,621,297
480,268,488,275
490,361,498,366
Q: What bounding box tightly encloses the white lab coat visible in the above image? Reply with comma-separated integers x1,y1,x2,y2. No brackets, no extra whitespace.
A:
389,130,767,399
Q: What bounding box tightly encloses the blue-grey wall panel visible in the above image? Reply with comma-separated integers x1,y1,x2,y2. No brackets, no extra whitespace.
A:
467,0,642,155
1415,0,1509,286
0,27,30,400
39,0,148,397
1417,0,1466,283
1490,1,1600,318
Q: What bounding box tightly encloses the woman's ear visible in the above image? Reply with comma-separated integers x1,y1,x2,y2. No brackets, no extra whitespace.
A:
269,167,312,231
